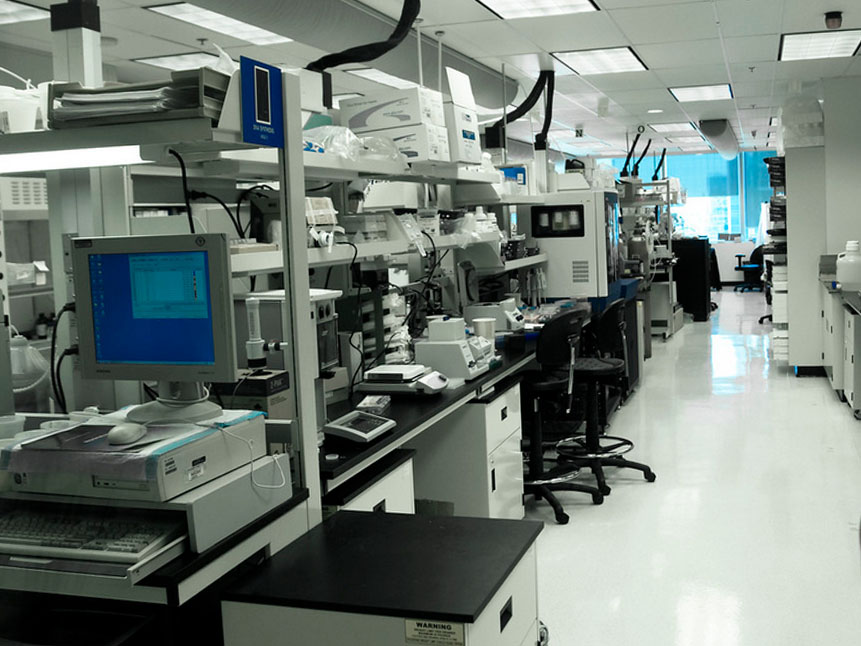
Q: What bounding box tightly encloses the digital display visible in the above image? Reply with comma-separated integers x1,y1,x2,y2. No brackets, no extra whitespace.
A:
89,251,216,366
254,66,271,125
345,415,389,433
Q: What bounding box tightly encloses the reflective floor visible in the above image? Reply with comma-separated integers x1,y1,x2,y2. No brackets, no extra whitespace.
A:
529,291,861,646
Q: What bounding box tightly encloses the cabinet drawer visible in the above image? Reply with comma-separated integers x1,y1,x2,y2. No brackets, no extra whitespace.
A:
468,545,538,646
484,383,521,453
339,459,415,515
487,431,525,520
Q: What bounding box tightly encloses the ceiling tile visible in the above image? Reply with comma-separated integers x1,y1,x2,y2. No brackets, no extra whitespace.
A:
355,0,495,27
604,88,679,104
715,0,783,38
636,39,724,69
102,7,251,49
505,12,627,52
583,70,664,91
654,64,730,86
729,62,778,82
776,58,856,81
611,3,720,45
780,0,861,34
439,20,541,57
600,0,711,7
478,54,575,79
723,35,781,64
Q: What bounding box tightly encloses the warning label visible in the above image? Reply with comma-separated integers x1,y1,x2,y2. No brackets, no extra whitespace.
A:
405,619,465,645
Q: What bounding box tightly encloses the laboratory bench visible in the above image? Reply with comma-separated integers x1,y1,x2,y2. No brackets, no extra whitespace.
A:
221,510,543,646
319,343,538,492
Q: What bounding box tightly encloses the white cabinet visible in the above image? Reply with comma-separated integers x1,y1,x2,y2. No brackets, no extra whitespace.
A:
408,382,524,520
843,307,861,415
322,449,416,516
823,288,845,394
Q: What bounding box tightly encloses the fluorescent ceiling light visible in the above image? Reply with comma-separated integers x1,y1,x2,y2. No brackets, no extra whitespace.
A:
134,52,221,70
147,3,291,46
779,30,861,61
648,109,664,114
668,136,704,144
680,146,711,153
0,146,147,173
669,84,733,102
554,47,646,75
769,117,780,126
332,93,363,108
346,68,418,89
477,0,597,19
650,122,695,133
0,0,47,25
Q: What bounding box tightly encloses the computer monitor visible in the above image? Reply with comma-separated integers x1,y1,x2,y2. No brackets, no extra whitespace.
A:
71,234,238,423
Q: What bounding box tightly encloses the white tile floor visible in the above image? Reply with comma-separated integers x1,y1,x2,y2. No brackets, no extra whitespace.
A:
528,291,861,646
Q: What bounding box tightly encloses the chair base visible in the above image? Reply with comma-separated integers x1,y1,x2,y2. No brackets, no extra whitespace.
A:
556,446,657,497
526,482,604,525
556,434,634,460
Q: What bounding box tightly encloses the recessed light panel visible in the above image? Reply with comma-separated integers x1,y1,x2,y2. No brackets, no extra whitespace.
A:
779,30,861,61
648,109,664,114
0,0,48,25
668,136,705,144
650,122,695,133
477,0,597,19
135,52,221,71
346,68,418,90
669,84,733,102
554,47,646,75
147,3,291,45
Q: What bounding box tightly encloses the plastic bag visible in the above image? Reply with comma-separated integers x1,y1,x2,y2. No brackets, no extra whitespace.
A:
303,126,362,161
359,134,409,168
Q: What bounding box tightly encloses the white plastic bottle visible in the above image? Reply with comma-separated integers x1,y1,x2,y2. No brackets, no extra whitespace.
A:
837,240,861,291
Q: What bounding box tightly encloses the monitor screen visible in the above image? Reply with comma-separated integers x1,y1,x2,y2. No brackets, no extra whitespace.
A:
72,234,237,383
89,251,216,366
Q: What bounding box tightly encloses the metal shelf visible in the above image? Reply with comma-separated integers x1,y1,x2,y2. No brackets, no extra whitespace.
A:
0,118,253,156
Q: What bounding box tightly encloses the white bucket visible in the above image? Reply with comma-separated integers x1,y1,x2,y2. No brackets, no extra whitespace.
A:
0,85,40,132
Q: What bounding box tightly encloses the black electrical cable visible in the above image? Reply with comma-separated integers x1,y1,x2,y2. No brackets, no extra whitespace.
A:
305,0,421,73
632,139,652,177
486,70,552,148
143,383,159,401
190,190,244,238
50,303,75,413
324,266,334,289
620,133,641,178
168,149,195,233
55,346,78,414
534,71,556,151
236,184,275,236
307,182,334,192
652,148,668,181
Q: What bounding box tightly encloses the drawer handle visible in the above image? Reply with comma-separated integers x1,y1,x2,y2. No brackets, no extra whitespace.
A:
373,500,387,513
499,596,513,633
491,468,497,492
501,407,508,421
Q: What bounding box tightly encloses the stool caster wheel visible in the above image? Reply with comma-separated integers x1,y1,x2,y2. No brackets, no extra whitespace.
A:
599,485,611,496
591,493,604,505
645,471,656,482
555,512,570,525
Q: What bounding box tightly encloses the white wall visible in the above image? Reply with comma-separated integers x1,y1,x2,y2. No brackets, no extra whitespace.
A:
712,240,755,284
824,77,861,253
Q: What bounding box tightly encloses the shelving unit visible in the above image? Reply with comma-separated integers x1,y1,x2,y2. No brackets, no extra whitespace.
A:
764,157,788,363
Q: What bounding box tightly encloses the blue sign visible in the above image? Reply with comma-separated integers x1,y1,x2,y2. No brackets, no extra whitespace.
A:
240,57,284,148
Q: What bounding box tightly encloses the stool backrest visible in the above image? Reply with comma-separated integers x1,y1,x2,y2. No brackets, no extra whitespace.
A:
595,298,626,357
536,310,584,369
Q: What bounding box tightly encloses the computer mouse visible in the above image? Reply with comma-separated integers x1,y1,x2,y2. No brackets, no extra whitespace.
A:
107,422,148,445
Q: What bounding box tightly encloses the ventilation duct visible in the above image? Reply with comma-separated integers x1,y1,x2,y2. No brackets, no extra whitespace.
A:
698,119,739,160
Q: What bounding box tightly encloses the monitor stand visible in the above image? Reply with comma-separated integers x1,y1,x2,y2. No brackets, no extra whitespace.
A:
126,381,222,424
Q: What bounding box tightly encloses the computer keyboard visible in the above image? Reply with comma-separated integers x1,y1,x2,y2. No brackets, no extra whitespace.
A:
0,507,184,564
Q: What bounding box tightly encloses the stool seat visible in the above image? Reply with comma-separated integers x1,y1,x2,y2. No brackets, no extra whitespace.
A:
573,357,625,379
521,370,569,393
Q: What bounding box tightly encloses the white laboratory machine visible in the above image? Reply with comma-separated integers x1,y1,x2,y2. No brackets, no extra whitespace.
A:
464,297,525,331
531,189,620,299
414,318,491,381
358,364,449,394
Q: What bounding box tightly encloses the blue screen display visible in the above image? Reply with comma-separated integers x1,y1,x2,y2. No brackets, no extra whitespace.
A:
89,251,216,366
